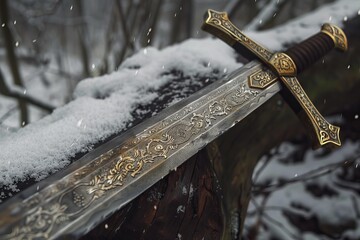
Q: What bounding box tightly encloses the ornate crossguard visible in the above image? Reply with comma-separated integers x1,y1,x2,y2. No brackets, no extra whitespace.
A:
202,9,348,148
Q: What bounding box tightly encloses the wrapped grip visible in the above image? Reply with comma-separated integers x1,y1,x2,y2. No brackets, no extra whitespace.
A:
285,32,334,73
285,23,348,74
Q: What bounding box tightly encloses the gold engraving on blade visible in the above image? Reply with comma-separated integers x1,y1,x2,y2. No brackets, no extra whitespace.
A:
248,68,278,89
3,203,69,240
85,84,257,197
280,76,341,147
5,83,259,239
321,23,348,52
269,52,297,76
204,9,272,61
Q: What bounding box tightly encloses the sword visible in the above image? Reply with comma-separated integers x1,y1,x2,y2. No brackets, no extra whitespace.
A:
0,9,348,239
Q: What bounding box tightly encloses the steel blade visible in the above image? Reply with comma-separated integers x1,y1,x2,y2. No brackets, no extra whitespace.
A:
0,60,281,239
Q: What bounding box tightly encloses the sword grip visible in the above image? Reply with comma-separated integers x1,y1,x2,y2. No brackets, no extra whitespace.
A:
285,24,348,74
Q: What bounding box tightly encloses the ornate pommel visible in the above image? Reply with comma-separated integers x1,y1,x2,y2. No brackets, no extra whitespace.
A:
321,23,348,51
202,9,347,148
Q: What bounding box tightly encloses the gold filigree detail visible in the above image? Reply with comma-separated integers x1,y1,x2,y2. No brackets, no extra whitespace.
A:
280,76,341,147
248,68,278,89
4,81,260,239
85,84,257,198
202,9,273,61
3,204,69,240
321,23,348,52
269,52,297,76
86,133,178,198
203,8,342,148
73,191,86,207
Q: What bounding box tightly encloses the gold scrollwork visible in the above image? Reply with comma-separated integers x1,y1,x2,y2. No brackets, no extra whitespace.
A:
5,80,259,239
203,9,273,61
321,23,348,52
203,10,297,78
203,9,342,148
3,204,69,240
248,68,278,89
281,76,341,147
269,52,297,76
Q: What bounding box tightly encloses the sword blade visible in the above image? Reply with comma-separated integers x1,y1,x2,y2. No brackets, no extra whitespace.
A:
0,61,281,239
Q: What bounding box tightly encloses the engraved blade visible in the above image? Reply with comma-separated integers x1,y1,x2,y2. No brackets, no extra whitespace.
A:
0,61,281,239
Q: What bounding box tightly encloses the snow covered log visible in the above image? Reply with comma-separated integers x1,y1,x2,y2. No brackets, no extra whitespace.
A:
0,38,240,200
0,0,360,239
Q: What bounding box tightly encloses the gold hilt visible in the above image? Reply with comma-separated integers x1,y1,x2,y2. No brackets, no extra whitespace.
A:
202,9,348,148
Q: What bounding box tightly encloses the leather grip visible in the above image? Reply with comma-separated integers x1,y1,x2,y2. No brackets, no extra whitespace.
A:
285,32,334,74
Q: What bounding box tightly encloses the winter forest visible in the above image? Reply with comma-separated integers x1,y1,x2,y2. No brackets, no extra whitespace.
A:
0,0,360,239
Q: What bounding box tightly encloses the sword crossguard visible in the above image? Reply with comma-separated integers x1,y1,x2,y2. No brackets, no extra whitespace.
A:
202,9,348,148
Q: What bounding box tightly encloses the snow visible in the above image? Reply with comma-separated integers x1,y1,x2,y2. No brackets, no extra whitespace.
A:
0,3,359,239
1,0,358,189
246,0,360,50
254,141,359,182
0,38,240,192
245,140,360,239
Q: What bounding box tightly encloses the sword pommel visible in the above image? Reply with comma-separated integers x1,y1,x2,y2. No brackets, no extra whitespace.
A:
202,9,347,148
321,23,348,51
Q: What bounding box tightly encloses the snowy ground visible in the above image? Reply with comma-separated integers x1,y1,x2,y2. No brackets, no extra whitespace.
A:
243,140,360,239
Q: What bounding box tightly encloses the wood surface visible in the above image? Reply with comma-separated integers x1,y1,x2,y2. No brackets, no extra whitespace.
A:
83,18,360,240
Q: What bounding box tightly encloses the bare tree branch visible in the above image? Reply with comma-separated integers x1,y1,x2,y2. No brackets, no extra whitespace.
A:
113,0,137,66
117,0,135,51
0,104,17,124
245,0,287,31
250,196,302,240
224,0,244,19
0,0,28,125
146,0,163,47
252,156,359,194
75,0,91,77
0,68,55,112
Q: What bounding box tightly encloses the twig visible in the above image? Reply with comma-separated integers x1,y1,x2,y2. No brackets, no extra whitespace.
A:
146,0,163,47
245,0,286,31
250,194,269,240
0,0,28,125
251,196,301,240
252,154,274,184
9,0,62,19
185,0,193,39
170,0,184,44
113,0,136,66
0,104,17,124
114,0,144,67
117,0,135,51
224,0,244,19
98,2,118,75
75,0,91,77
252,157,358,193
0,68,55,112
133,0,152,48
0,124,18,133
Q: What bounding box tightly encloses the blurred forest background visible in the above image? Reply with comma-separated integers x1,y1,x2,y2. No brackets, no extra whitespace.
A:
0,0,359,239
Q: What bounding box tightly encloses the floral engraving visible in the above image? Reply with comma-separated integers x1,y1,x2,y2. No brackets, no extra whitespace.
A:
206,10,273,61
269,53,297,76
248,69,278,89
281,76,340,146
3,204,69,240
4,70,261,239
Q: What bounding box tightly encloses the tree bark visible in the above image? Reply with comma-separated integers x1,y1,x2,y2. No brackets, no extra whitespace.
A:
0,0,28,125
